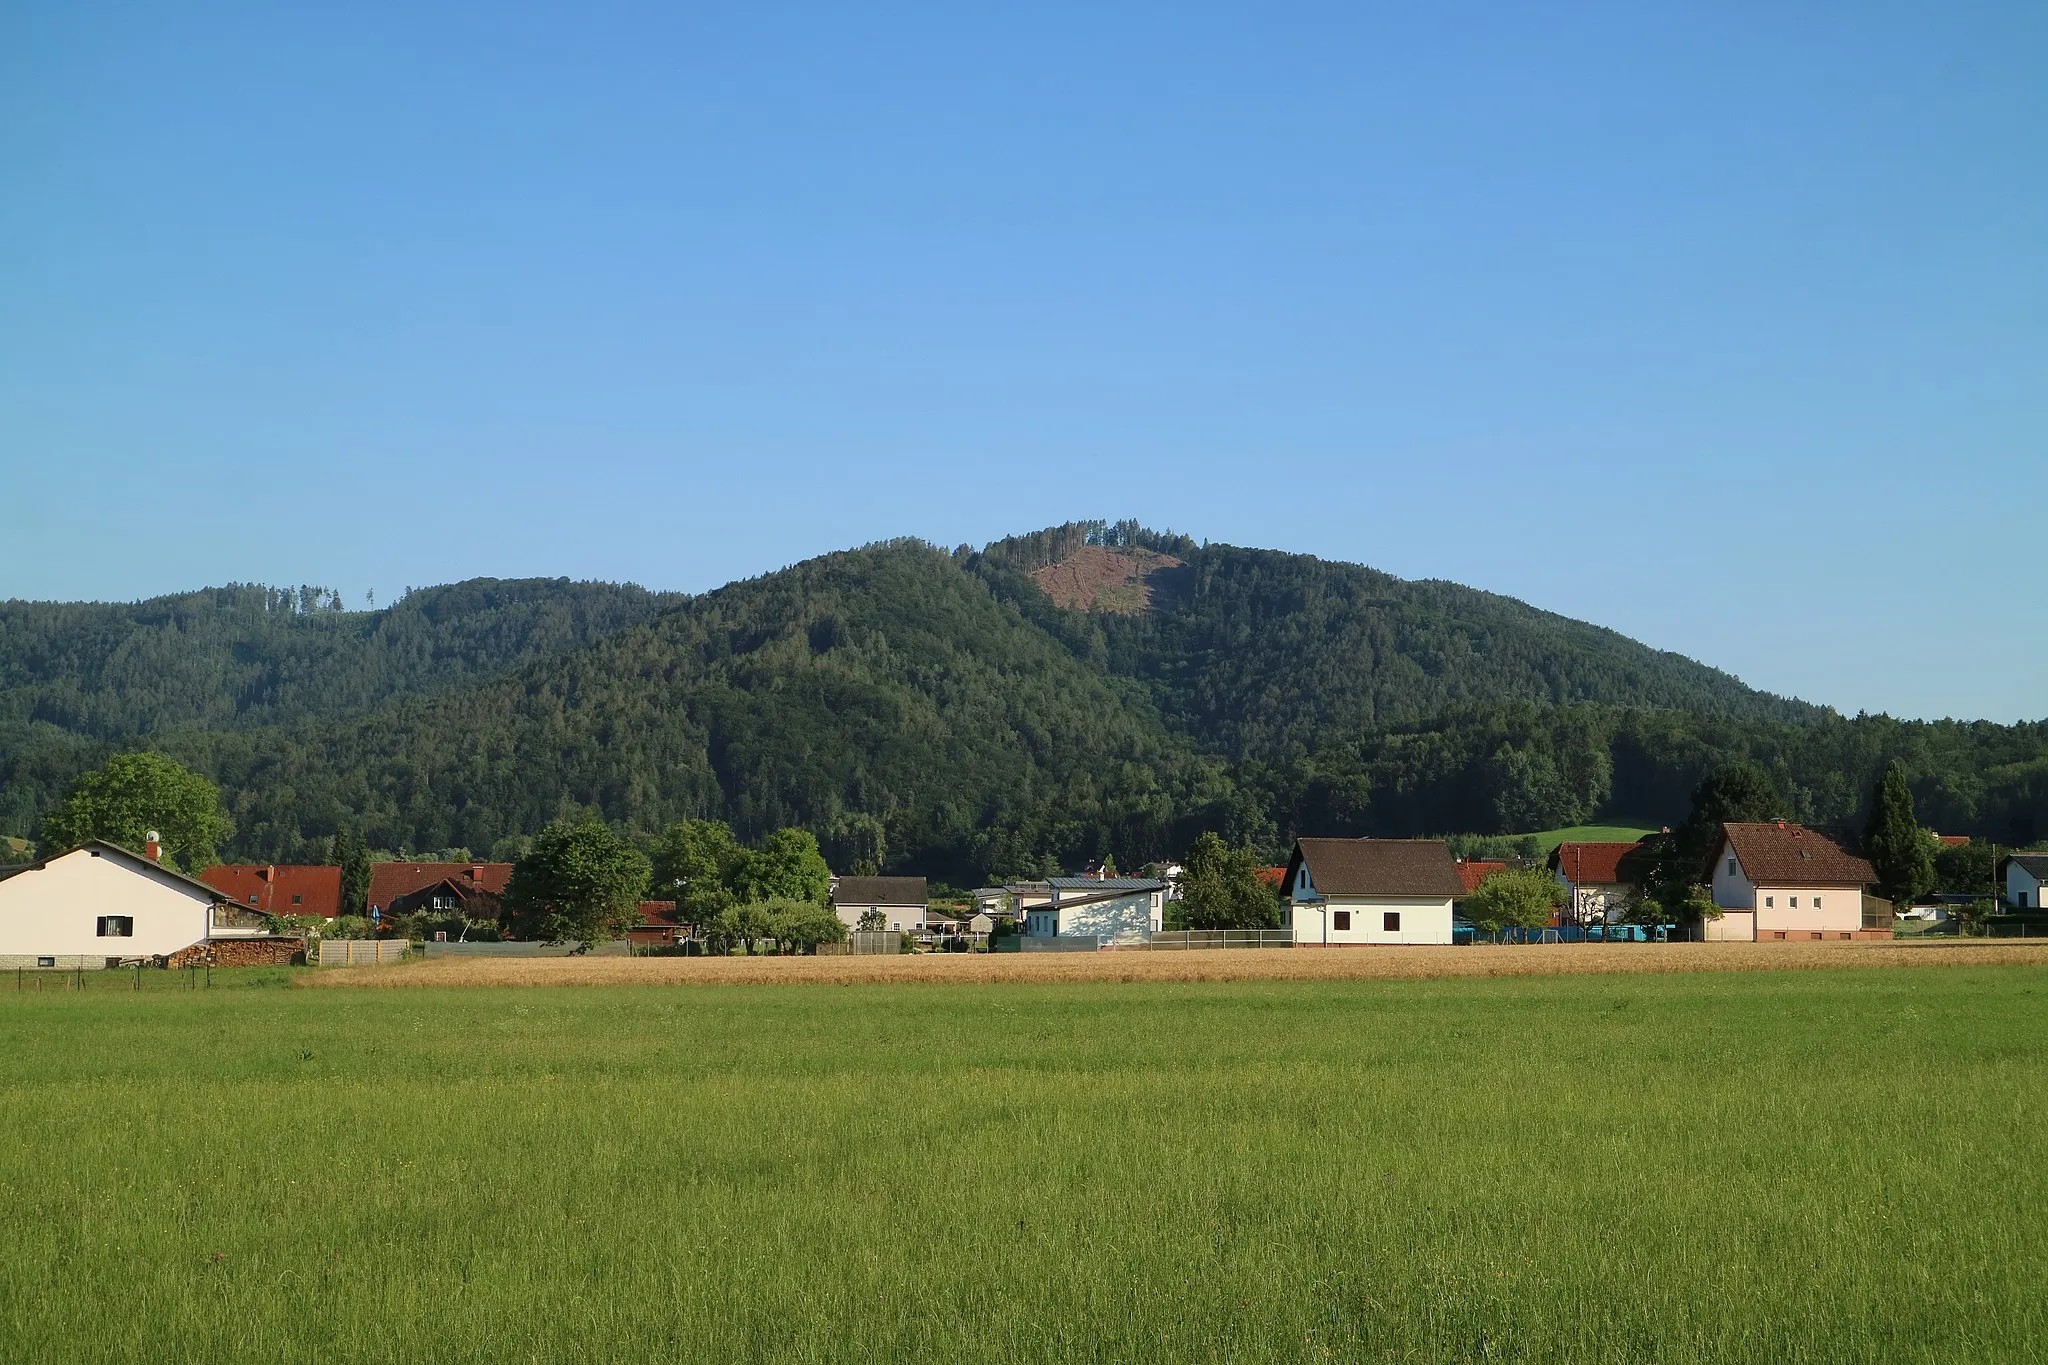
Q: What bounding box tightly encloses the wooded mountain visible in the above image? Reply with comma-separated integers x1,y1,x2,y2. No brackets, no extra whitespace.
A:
3,525,2041,878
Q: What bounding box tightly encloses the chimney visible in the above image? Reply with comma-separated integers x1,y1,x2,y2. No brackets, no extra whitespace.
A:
469,866,483,883
144,831,161,863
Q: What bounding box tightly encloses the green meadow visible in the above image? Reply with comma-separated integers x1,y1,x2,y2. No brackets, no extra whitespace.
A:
1,967,2042,1363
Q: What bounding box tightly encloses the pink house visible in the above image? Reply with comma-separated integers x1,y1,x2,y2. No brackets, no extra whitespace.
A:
1706,821,1880,941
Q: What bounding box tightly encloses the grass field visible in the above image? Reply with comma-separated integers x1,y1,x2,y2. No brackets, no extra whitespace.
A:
3,964,2044,1362
1520,824,1661,855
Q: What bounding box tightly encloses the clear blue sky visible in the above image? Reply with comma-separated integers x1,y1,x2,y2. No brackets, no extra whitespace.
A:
2,3,2042,721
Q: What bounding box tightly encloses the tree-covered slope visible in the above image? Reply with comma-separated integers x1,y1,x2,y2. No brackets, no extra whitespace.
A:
173,543,1228,873
0,578,680,739
972,524,1818,761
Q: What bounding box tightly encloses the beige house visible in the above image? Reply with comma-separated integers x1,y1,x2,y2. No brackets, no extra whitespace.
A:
830,875,928,933
0,840,230,967
1281,839,1465,945
1706,822,1878,941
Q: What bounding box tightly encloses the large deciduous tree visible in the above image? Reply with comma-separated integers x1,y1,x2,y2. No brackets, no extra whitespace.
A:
37,751,231,871
1863,759,1935,907
505,814,652,946
1463,867,1566,936
1177,832,1279,930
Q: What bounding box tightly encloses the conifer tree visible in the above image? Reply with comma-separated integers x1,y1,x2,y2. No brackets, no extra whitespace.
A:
1863,759,1934,907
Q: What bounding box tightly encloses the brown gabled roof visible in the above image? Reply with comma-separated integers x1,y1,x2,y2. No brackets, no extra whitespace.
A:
1549,841,1649,887
1285,839,1466,899
367,862,512,911
832,876,927,907
199,864,345,917
1456,859,1508,893
637,899,679,926
1720,823,1874,887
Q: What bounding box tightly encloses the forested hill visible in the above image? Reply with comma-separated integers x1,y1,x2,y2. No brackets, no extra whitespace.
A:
0,578,680,738
2,527,2042,874
970,524,1819,760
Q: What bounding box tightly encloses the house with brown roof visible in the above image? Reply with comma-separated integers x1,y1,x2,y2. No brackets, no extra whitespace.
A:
1281,839,1466,945
830,875,929,933
0,840,233,967
1707,822,1878,941
200,864,345,918
1548,841,1651,925
368,862,512,920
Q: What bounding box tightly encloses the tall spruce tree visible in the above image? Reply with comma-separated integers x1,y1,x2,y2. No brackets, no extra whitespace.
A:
329,827,373,916
1863,760,1934,907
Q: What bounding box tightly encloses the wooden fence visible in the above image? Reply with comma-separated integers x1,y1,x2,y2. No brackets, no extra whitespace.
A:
315,939,411,966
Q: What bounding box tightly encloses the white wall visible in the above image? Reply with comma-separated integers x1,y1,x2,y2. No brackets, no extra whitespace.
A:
1288,896,1454,945
1026,891,1160,944
832,901,924,932
0,849,214,962
1710,840,1756,910
2007,863,2044,910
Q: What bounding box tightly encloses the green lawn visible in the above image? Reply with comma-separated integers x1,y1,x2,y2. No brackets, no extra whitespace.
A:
2,967,2043,1362
1522,823,1660,855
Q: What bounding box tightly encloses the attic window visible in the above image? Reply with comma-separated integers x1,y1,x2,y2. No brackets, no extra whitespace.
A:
247,895,259,905
1727,858,1737,876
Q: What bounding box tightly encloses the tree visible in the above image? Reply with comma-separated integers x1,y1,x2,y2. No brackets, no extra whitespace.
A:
856,907,887,932
1932,838,1995,896
1864,760,1935,908
746,828,833,904
651,819,750,928
1675,762,1785,870
37,752,231,871
504,815,652,946
1463,867,1566,936
329,827,372,916
712,901,774,955
763,898,848,954
1177,832,1278,930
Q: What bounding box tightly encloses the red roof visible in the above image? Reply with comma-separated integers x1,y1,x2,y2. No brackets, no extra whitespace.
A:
1256,867,1286,888
637,900,679,926
199,864,344,917
367,862,512,911
1937,834,1970,848
1550,841,1647,886
1455,859,1507,892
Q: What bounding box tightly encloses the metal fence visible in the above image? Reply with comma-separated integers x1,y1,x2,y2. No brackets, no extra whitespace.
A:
315,939,411,966
1141,930,1295,950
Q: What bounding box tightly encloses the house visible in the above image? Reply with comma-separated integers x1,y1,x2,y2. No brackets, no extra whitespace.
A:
200,863,344,918
368,862,512,920
2002,854,2048,911
1548,841,1650,925
627,900,681,948
0,839,231,966
1706,822,1878,941
831,875,928,933
1455,858,1508,894
1021,878,1166,946
1280,839,1465,945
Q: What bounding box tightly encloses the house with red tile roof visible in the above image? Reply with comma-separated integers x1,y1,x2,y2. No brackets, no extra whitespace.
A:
1707,822,1878,941
627,900,680,948
1547,841,1651,924
1455,859,1508,894
199,864,345,918
367,862,512,920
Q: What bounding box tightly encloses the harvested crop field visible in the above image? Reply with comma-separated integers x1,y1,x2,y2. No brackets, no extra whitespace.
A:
304,938,2048,988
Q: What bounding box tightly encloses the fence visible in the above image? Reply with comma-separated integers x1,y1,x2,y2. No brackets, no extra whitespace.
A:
419,940,629,958
1142,930,1295,950
845,931,900,956
315,939,411,966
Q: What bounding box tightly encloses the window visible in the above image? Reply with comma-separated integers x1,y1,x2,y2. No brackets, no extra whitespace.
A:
1764,897,1773,908
291,894,303,906
1727,857,1737,876
1814,897,1822,909
1790,897,1799,909
36,957,53,968
247,894,259,905
96,916,133,938
1332,910,1351,931
1383,911,1401,933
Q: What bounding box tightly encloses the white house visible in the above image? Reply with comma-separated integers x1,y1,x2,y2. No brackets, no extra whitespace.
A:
1706,821,1876,941
829,875,929,933
1020,878,1165,946
2002,854,2048,911
1280,839,1464,945
0,840,228,967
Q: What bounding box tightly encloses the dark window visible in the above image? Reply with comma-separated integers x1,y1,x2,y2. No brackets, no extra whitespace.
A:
1383,912,1401,933
96,916,134,938
37,956,54,968
1332,910,1351,931
291,894,303,905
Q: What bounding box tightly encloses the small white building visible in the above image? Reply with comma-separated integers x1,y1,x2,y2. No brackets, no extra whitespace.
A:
1021,878,1165,946
1548,841,1649,924
0,840,228,967
1281,839,1464,945
2002,854,2048,910
1706,821,1875,941
829,875,929,933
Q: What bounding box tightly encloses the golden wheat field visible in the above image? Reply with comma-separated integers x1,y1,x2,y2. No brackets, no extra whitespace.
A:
300,938,2048,988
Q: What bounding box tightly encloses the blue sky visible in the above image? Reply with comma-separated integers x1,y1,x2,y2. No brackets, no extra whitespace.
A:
2,2,2042,722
